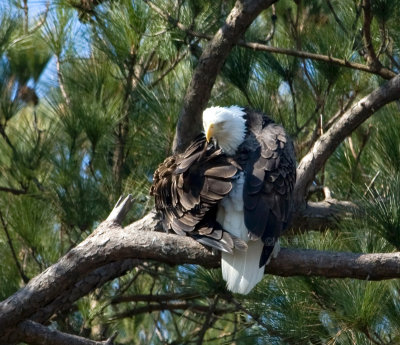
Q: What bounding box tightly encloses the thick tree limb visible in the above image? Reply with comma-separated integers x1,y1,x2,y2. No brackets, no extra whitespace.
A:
0,212,218,343
173,0,277,153
30,259,139,325
266,249,400,280
17,320,116,345
294,72,400,205
2,208,400,343
292,199,357,232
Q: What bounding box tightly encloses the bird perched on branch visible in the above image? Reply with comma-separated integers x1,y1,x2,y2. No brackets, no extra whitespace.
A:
151,106,296,294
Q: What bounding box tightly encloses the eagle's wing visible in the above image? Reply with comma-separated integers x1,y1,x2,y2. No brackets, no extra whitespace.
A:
241,114,296,266
151,135,247,253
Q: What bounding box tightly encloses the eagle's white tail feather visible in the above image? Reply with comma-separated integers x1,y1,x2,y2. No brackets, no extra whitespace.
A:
221,240,265,294
217,172,267,294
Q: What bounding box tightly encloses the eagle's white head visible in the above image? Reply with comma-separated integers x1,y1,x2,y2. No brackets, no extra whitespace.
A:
202,106,246,155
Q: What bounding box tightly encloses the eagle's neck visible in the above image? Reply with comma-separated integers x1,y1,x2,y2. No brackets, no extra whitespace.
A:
202,106,247,156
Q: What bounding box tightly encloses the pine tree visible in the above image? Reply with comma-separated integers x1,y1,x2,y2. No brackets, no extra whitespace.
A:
0,0,400,344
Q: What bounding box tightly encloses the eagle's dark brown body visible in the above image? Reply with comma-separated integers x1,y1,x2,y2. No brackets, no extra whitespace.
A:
151,108,296,268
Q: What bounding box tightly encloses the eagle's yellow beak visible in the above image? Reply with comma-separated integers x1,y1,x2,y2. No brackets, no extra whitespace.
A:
206,124,215,143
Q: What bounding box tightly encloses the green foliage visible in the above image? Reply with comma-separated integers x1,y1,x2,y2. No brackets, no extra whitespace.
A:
1,0,400,344
7,30,52,84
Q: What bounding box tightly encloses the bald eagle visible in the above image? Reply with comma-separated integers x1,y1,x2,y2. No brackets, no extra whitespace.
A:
151,106,296,294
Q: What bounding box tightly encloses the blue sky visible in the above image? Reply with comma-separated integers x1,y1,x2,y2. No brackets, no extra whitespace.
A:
2,0,91,98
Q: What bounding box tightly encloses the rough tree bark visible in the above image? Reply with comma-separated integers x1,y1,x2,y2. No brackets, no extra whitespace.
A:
2,0,400,344
0,198,400,344
16,320,117,345
3,200,400,344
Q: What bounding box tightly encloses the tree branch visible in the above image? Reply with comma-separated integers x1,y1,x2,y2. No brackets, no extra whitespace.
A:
291,199,357,232
238,41,396,80
0,212,218,343
0,185,27,195
109,300,234,321
294,72,400,205
265,249,400,280
149,50,188,88
29,259,139,325
2,205,400,342
144,0,396,81
16,320,116,345
172,0,277,153
111,292,201,305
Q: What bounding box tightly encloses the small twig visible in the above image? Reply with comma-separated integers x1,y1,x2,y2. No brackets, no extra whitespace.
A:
227,297,269,330
109,301,235,321
323,186,332,200
22,0,28,33
106,195,134,224
295,102,323,138
0,209,30,284
56,54,71,106
149,50,188,88
105,332,118,345
196,295,219,345
0,186,27,195
348,136,357,160
264,5,277,42
112,292,201,304
288,80,299,131
0,125,17,153
112,270,142,297
363,171,380,196
376,21,388,58
386,51,400,70
347,125,372,197
323,92,357,131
